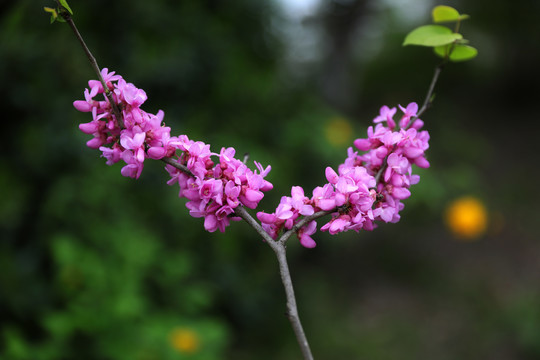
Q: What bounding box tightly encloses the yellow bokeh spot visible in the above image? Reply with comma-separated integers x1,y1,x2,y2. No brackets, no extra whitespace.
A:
169,327,200,354
444,196,488,240
324,117,353,146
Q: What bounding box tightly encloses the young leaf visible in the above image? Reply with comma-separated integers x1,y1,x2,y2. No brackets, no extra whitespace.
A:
432,5,469,23
58,0,73,15
403,25,463,47
434,44,478,62
432,5,459,22
434,44,450,58
43,7,58,23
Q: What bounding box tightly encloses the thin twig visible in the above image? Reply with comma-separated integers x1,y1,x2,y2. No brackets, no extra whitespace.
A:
233,207,314,359
234,206,275,245
54,1,123,127
273,243,314,360
373,61,445,184
280,210,334,245
160,156,195,177
54,2,197,176
373,155,389,184
414,62,444,122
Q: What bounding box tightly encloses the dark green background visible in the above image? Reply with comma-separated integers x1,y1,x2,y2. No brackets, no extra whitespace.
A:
1,0,539,359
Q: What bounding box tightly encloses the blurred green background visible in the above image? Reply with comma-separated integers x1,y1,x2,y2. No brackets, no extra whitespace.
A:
1,0,539,359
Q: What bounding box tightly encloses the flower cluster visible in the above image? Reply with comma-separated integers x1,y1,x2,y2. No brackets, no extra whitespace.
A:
74,69,273,232
74,68,177,179
166,144,272,232
257,102,430,248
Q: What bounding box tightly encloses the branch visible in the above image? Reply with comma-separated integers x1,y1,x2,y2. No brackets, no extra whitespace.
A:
233,206,275,245
54,6,324,358
234,207,314,359
280,210,335,245
373,155,389,185
54,0,123,127
53,4,199,181
373,61,445,184
160,156,195,177
415,62,445,122
273,243,314,360
275,59,446,240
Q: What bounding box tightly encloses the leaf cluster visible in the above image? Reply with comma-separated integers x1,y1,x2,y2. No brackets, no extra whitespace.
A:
403,5,477,62
43,0,73,24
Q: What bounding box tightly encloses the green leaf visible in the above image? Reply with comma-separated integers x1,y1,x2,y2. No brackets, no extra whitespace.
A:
59,0,73,15
43,7,58,23
432,5,469,23
434,44,478,62
432,6,459,22
403,25,463,47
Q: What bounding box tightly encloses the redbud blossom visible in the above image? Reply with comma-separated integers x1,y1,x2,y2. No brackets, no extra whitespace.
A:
74,69,428,242
74,69,273,233
257,102,429,248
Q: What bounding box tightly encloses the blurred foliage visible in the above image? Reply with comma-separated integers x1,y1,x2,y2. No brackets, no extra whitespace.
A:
1,0,539,359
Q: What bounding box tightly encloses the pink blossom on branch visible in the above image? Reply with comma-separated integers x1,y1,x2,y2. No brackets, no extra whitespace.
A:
73,69,428,242
165,143,273,232
74,69,273,233
256,102,430,248
73,68,174,177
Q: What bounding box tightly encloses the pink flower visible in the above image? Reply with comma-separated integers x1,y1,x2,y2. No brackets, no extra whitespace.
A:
373,105,397,129
200,179,223,204
321,215,351,235
116,79,147,107
398,102,418,128
312,184,336,211
99,144,122,165
298,221,317,248
120,150,144,179
290,186,315,216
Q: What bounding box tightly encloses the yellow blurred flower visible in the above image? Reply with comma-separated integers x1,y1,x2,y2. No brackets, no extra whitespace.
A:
169,327,200,354
444,196,488,240
324,117,353,146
